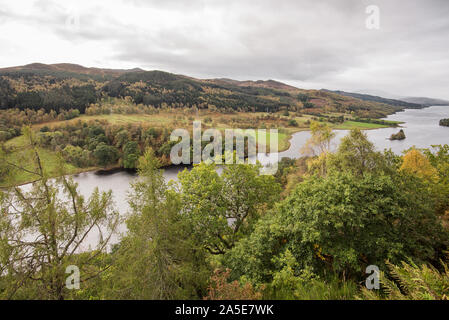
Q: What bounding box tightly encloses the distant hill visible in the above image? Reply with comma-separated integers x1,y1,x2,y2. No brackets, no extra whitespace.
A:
400,96,449,106
321,89,424,108
0,63,144,78
209,78,299,91
0,62,414,118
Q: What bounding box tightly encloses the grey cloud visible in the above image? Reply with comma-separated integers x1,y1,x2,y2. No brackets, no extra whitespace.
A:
1,0,449,99
125,0,207,11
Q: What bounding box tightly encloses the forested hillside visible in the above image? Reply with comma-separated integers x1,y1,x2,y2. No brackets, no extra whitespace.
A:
0,63,407,117
321,89,425,108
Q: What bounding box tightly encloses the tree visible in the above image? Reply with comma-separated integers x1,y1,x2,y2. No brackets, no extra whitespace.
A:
0,128,119,299
63,144,90,167
87,134,108,151
115,130,129,148
223,169,448,286
177,162,280,254
288,119,298,127
107,149,210,299
123,141,139,169
422,144,449,216
300,121,335,156
297,93,309,103
324,129,397,177
303,102,315,109
400,148,438,182
204,269,262,300
93,143,119,167
263,249,358,300
424,145,449,183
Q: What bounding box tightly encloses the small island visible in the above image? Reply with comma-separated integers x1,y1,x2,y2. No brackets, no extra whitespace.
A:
440,118,449,127
390,129,406,140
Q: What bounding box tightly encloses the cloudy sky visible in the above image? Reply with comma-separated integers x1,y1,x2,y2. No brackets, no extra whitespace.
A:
0,0,448,99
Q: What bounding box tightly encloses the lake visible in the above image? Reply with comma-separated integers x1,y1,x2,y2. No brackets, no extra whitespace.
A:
70,105,449,214
19,105,449,247
280,105,449,159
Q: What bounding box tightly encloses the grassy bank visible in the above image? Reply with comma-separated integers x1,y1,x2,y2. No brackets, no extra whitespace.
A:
2,135,98,187
333,120,392,130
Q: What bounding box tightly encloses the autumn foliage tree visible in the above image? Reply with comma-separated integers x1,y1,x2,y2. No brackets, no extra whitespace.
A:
400,148,438,182
204,269,262,300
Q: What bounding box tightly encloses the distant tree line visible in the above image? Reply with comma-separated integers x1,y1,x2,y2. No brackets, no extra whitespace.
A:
35,120,174,169
0,108,80,142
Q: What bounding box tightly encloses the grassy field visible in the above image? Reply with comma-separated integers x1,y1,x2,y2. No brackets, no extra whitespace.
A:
333,121,389,130
242,130,291,152
35,113,172,127
333,120,401,130
2,136,96,187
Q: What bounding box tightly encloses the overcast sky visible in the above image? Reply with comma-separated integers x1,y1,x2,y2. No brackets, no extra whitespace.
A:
0,0,448,99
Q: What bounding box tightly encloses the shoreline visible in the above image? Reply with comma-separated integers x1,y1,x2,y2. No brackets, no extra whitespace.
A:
2,110,418,188
2,124,399,188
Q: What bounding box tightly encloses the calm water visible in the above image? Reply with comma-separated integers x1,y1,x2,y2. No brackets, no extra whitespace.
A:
67,105,449,210
20,106,449,246
280,105,449,159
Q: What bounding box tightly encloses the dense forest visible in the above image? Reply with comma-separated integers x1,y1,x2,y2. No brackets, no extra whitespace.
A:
0,63,410,118
0,126,448,300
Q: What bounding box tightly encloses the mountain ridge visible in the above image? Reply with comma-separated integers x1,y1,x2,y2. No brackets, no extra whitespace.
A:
321,89,425,108
400,96,449,106
0,63,145,76
0,62,435,118
2,63,446,107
